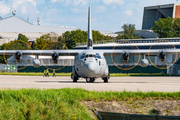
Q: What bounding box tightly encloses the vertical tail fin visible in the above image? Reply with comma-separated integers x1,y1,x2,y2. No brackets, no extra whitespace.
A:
87,6,93,50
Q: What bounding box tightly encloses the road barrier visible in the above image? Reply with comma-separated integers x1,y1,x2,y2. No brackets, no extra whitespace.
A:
95,111,180,120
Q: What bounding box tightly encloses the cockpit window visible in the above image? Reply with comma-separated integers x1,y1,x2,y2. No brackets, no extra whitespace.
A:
89,54,93,57
85,54,96,58
80,53,86,59
96,53,101,59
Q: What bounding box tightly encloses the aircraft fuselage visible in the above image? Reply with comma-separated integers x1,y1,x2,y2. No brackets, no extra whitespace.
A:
72,50,109,82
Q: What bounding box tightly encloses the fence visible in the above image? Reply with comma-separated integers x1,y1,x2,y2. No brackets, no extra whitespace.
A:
17,65,167,73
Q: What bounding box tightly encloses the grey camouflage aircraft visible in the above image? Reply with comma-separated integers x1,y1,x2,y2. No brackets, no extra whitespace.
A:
0,7,179,83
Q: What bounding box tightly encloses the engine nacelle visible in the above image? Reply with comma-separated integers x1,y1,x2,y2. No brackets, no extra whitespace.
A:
122,52,129,64
140,59,149,67
15,52,22,63
52,52,59,64
33,59,41,68
159,51,166,63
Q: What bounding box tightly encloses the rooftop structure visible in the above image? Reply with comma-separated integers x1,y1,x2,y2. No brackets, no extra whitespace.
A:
0,16,77,33
142,3,180,30
115,30,158,39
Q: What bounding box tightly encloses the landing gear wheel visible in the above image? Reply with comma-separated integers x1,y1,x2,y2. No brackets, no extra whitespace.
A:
86,78,91,83
71,73,78,82
86,78,95,83
73,78,78,82
91,78,95,83
103,77,108,83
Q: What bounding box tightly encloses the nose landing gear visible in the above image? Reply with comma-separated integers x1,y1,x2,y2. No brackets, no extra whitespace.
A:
86,78,95,83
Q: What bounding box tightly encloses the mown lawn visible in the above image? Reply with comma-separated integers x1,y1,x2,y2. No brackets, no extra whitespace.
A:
0,88,180,119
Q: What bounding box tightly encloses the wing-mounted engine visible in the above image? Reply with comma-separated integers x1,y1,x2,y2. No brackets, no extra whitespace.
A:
52,52,59,64
122,52,129,64
15,52,22,63
159,51,166,63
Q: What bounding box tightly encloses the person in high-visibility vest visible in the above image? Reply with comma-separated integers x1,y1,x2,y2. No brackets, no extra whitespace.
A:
46,69,49,77
43,70,46,77
53,69,56,77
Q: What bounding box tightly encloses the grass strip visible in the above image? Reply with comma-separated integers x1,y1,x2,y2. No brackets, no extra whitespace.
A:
0,72,178,76
0,88,179,119
0,72,71,76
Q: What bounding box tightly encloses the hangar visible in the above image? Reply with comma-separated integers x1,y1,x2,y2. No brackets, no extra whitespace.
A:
0,11,77,45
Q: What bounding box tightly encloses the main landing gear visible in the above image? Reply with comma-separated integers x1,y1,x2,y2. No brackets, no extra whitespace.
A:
102,77,108,83
86,78,95,83
71,74,78,82
102,74,110,83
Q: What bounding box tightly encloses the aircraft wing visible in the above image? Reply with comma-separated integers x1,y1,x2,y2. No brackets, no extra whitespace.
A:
0,50,84,56
100,49,179,56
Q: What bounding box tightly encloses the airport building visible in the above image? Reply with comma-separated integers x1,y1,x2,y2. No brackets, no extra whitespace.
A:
0,11,77,45
142,3,180,30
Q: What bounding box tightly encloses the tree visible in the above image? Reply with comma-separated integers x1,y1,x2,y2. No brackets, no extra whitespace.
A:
62,29,113,49
17,33,29,42
0,43,8,63
151,17,174,38
0,33,30,63
174,18,180,36
116,24,141,39
33,36,47,50
122,24,135,38
33,33,65,50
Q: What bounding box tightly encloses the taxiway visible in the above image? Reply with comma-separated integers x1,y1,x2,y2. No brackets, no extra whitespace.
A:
0,75,180,92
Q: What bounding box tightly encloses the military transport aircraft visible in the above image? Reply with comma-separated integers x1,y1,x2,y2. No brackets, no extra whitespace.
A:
0,7,179,83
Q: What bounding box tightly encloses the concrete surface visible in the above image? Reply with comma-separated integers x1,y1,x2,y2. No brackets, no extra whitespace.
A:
0,75,180,92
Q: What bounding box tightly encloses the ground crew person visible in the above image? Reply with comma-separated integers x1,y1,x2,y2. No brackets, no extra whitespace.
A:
53,69,56,77
43,70,46,77
46,69,49,77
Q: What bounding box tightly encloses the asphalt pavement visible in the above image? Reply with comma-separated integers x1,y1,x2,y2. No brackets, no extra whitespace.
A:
0,75,180,92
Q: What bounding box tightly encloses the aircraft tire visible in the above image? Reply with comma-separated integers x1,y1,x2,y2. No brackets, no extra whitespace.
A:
103,77,108,83
91,78,95,83
73,77,78,82
86,78,91,83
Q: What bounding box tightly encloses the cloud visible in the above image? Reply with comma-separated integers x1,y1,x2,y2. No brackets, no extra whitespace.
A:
51,0,59,3
73,0,87,6
71,8,86,14
102,0,124,5
0,1,10,15
21,6,27,14
71,8,81,14
124,10,133,17
13,0,36,6
96,6,106,13
50,0,87,6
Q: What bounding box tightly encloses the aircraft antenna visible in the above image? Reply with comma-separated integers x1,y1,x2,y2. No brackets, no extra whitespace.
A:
12,10,16,16
37,17,40,25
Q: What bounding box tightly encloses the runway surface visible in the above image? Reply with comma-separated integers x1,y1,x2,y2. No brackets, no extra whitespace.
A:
0,75,180,92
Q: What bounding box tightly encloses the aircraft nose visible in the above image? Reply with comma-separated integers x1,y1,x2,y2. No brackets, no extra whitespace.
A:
87,63,96,72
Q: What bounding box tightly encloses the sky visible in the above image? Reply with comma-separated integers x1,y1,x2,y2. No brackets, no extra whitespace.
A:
0,0,180,32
